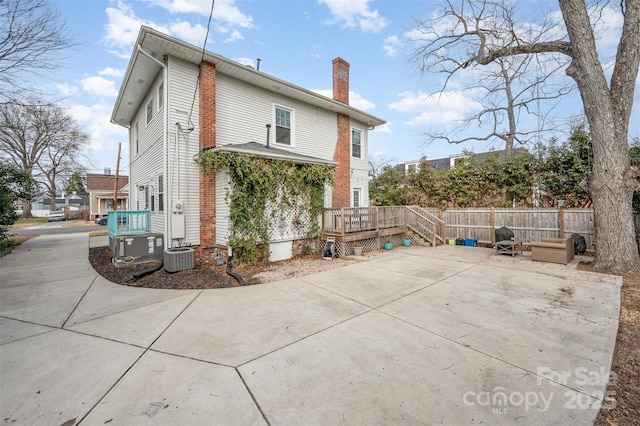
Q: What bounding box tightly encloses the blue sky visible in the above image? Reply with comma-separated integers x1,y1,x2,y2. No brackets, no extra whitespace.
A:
43,0,639,176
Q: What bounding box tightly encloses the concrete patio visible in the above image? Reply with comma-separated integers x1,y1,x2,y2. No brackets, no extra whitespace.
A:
0,233,621,425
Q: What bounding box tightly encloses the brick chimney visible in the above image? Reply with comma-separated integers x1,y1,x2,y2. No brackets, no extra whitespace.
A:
198,61,216,261
332,57,351,208
332,57,350,104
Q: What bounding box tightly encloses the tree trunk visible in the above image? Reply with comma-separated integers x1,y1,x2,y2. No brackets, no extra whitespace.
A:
21,199,33,219
560,0,640,272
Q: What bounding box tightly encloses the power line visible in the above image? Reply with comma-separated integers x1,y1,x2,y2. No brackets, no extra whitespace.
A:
187,0,216,129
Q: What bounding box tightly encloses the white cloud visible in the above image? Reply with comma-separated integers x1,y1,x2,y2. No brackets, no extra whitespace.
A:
383,35,400,58
224,29,244,43
55,83,78,97
103,2,166,51
318,0,388,33
169,20,208,45
99,67,123,78
389,90,482,127
103,0,251,59
312,89,375,111
350,92,375,111
80,76,118,98
234,57,255,67
148,0,254,28
590,5,624,60
66,102,128,153
373,122,392,134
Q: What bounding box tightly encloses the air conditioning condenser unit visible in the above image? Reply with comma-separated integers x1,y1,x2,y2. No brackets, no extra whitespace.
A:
163,247,195,273
111,232,164,266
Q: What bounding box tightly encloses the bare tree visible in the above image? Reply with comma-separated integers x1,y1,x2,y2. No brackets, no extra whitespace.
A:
411,0,640,272
37,129,89,210
368,155,396,179
422,53,572,156
412,1,575,157
0,99,89,217
0,0,74,102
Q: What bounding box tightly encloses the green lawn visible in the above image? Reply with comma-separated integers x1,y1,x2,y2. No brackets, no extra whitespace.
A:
0,234,36,257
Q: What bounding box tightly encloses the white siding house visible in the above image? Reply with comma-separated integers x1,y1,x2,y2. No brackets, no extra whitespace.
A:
112,26,385,261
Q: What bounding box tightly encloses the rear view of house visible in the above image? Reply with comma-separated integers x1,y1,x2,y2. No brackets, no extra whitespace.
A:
111,26,384,262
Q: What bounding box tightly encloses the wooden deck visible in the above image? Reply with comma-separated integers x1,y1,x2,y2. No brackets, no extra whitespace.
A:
322,206,444,245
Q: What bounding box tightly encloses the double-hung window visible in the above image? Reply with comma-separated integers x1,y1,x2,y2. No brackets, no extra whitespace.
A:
158,175,164,212
353,188,361,208
352,129,362,158
275,106,292,145
146,98,154,125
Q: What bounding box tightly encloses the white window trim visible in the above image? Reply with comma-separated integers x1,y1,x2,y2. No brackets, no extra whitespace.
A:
272,103,295,147
146,97,154,126
353,187,362,208
351,127,363,159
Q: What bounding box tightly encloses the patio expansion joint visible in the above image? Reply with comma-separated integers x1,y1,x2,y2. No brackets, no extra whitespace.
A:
235,308,375,369
234,368,272,426
61,274,99,329
373,309,609,403
74,289,207,425
0,315,58,345
62,289,202,328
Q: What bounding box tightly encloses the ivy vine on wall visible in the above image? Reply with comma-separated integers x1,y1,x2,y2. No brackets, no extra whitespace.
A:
198,150,334,264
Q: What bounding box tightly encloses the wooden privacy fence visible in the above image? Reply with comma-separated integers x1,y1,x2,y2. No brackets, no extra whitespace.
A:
434,207,595,248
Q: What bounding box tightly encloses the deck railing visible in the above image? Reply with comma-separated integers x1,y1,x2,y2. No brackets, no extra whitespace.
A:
323,206,406,235
322,205,445,246
107,210,151,235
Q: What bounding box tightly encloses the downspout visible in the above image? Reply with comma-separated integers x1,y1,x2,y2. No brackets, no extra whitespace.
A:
136,45,169,248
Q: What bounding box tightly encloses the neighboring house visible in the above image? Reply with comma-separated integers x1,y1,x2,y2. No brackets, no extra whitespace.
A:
111,26,385,261
400,148,527,174
86,172,129,220
29,192,90,218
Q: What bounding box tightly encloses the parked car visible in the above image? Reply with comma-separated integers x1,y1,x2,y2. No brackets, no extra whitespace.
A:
94,215,128,226
47,210,66,222
95,216,108,226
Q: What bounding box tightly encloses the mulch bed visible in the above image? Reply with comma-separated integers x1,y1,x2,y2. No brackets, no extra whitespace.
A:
575,262,640,425
88,246,259,289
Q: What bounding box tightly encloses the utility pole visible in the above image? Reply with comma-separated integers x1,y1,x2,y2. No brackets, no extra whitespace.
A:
113,143,121,210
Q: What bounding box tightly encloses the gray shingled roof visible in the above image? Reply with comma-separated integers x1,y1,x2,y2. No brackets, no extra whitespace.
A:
206,142,337,166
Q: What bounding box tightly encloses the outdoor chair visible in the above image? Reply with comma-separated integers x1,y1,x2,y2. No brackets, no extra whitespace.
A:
530,236,574,264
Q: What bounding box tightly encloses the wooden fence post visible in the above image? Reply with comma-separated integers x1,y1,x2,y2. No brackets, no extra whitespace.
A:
490,206,495,245
341,207,346,239
559,207,565,238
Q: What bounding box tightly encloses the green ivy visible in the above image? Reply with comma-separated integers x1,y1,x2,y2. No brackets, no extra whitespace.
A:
198,150,334,265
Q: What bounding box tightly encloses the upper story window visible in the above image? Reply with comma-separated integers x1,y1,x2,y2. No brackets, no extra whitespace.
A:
146,97,154,125
274,105,293,146
352,128,362,158
158,82,164,110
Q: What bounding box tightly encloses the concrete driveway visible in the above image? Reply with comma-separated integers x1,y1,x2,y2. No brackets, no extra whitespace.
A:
0,233,620,425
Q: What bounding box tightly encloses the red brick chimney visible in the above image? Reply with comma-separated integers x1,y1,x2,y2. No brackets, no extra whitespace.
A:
332,57,351,208
332,57,350,104
198,61,216,261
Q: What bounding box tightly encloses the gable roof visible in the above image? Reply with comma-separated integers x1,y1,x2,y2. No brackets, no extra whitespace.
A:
86,173,129,192
112,26,385,128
